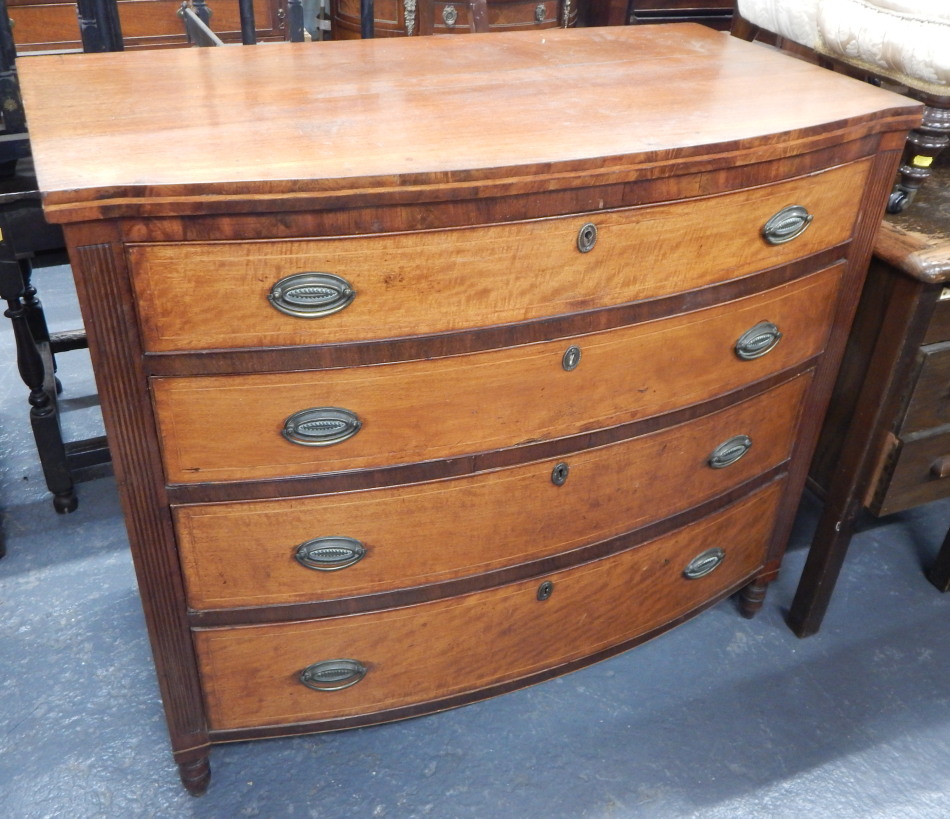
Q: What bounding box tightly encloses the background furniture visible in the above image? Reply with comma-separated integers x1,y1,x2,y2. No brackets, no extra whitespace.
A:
789,155,950,635
731,0,950,213
18,25,917,794
6,0,286,51
587,0,734,29
329,0,575,38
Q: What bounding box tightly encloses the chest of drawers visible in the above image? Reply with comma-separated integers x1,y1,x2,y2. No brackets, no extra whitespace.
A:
18,25,920,794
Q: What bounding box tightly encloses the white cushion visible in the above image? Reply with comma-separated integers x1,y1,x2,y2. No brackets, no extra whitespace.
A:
736,0,950,95
736,0,821,48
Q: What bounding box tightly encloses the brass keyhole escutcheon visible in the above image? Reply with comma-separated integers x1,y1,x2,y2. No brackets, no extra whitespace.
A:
577,222,597,253
551,462,570,486
562,345,581,371
537,580,554,601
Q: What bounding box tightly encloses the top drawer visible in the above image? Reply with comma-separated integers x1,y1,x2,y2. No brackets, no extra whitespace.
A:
128,160,870,353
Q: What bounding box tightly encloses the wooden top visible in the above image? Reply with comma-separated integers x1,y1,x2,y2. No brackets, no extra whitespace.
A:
17,25,920,223
875,158,950,284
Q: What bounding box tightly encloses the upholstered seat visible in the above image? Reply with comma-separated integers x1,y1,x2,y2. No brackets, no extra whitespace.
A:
733,0,950,211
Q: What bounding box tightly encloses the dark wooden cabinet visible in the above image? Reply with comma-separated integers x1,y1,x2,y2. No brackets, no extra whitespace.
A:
790,158,950,635
586,0,734,29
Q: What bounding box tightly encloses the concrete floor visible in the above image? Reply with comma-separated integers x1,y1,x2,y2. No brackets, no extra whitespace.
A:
2,263,949,818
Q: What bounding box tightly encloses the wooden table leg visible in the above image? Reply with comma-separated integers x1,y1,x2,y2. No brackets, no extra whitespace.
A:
927,524,950,592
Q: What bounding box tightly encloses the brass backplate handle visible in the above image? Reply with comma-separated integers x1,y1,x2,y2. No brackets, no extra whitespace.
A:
683,547,725,579
763,205,813,245
708,435,752,469
299,659,367,692
295,536,366,571
735,321,782,360
282,407,361,447
268,272,356,318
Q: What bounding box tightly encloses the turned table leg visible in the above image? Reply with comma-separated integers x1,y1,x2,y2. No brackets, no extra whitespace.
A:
0,254,77,513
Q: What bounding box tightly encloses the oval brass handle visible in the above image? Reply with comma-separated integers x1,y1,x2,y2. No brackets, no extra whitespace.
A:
762,205,813,245
683,547,725,579
735,321,782,360
708,435,752,469
282,407,361,447
299,659,367,692
295,536,366,571
268,272,355,318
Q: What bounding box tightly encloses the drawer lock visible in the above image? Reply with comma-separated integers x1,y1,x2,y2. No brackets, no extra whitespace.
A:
562,345,582,371
577,222,598,253
295,536,366,571
683,548,725,579
299,659,367,692
708,435,752,469
762,205,813,245
282,407,361,447
551,461,570,486
268,272,356,319
735,321,782,360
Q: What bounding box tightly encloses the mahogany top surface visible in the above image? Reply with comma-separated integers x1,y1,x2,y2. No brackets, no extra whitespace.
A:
17,24,919,222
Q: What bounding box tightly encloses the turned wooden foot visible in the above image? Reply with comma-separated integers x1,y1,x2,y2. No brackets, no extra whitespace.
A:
177,752,211,796
738,579,768,618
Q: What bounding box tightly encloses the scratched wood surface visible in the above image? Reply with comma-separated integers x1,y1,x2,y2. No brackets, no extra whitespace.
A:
17,25,919,222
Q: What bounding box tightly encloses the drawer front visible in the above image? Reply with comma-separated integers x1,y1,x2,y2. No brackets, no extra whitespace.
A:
427,0,561,32
194,480,782,731
872,428,950,516
176,374,809,609
898,341,950,435
129,160,868,353
922,289,950,346
153,264,843,484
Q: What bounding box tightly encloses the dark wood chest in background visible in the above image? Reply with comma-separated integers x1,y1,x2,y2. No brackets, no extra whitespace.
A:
587,0,734,28
789,157,950,635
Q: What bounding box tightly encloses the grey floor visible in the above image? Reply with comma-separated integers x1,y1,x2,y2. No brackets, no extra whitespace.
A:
2,263,949,819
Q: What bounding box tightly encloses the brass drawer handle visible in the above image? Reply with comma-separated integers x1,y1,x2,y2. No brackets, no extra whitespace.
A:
442,4,458,25
762,205,813,245
708,435,752,469
735,321,782,360
299,659,367,692
295,536,366,571
268,272,356,318
683,547,725,579
282,407,361,447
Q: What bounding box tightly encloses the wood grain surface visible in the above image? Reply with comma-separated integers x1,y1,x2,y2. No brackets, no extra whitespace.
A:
16,26,920,221
129,161,868,352
194,481,782,731
175,374,809,609
152,264,843,483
